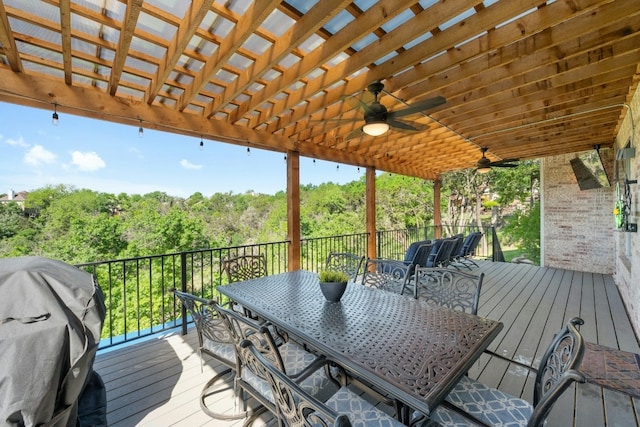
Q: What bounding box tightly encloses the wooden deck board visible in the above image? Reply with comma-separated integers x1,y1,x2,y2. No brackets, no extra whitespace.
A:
95,261,640,426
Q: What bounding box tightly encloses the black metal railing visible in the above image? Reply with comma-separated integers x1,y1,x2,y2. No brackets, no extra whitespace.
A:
299,232,369,272
80,227,495,350
77,241,289,348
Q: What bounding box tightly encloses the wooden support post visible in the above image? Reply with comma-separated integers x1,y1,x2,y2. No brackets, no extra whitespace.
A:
366,167,376,260
434,176,442,239
287,151,300,271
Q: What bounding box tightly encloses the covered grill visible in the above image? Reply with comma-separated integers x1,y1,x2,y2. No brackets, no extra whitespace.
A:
0,257,106,427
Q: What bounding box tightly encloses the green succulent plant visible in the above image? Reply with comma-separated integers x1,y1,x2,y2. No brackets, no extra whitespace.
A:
318,269,349,283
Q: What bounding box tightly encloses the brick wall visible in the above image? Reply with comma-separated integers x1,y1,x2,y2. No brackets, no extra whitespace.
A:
540,86,640,339
542,151,615,274
611,88,640,340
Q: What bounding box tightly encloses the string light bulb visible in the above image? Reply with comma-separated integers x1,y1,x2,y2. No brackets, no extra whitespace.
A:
199,137,204,150
52,103,59,126
138,119,144,137
247,146,251,156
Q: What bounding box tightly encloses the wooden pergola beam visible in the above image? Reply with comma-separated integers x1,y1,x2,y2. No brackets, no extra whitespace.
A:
0,0,22,72
108,0,143,96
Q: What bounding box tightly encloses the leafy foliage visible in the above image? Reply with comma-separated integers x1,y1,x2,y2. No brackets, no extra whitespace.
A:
502,202,541,264
318,270,349,283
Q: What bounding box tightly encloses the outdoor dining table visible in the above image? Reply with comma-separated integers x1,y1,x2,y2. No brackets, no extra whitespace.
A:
218,269,503,421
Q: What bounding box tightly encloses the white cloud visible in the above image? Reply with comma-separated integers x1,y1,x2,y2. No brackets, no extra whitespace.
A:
71,151,106,172
6,136,29,148
24,145,56,166
180,159,202,170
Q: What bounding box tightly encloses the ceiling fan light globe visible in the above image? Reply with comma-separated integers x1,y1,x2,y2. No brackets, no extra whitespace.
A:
363,121,389,136
476,154,491,173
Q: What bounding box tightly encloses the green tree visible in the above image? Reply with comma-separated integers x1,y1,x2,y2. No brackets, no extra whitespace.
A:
0,202,25,239
502,201,541,264
376,174,434,230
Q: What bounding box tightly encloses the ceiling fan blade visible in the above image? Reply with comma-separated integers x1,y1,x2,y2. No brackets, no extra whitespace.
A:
490,163,519,168
490,159,519,167
387,118,420,131
388,96,446,119
346,128,364,140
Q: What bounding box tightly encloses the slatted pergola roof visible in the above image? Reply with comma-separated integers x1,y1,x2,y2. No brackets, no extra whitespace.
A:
0,0,638,180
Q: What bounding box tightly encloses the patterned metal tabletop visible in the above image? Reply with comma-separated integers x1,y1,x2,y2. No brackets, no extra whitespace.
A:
218,270,503,415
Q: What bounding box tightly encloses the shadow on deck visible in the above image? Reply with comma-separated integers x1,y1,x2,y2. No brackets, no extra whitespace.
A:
94,261,640,426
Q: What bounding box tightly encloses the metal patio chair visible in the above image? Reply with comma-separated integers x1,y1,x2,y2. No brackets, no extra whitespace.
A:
221,254,268,319
424,317,586,427
239,339,405,427
325,252,365,282
221,254,268,283
413,267,484,315
170,289,245,420
401,239,432,264
452,231,483,270
361,258,412,295
213,303,340,426
425,237,458,268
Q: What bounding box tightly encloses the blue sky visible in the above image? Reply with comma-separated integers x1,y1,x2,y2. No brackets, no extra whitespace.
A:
0,102,365,198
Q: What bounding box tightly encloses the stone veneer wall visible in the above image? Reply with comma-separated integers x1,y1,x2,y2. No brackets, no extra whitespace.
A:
542,151,615,274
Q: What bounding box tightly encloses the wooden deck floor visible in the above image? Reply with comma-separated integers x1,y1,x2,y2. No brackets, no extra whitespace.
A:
94,261,640,426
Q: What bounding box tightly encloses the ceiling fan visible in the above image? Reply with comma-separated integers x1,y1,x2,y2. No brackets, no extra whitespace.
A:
344,81,446,140
476,147,519,173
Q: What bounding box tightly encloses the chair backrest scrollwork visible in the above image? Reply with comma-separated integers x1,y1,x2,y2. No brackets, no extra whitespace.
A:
222,254,268,283
325,252,365,282
529,317,585,427
413,267,483,314
240,340,352,427
361,258,411,295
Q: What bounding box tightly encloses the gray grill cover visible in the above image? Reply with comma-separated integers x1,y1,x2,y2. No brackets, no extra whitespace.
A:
0,257,105,427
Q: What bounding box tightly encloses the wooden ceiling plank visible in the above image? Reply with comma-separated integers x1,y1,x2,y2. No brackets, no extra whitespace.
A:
392,0,613,95
147,0,214,105
107,0,143,97
437,51,637,123
0,0,23,72
451,77,633,134
451,49,640,136
478,114,621,147
178,0,280,111
405,0,638,116
215,0,352,117
441,18,639,111
480,111,623,142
